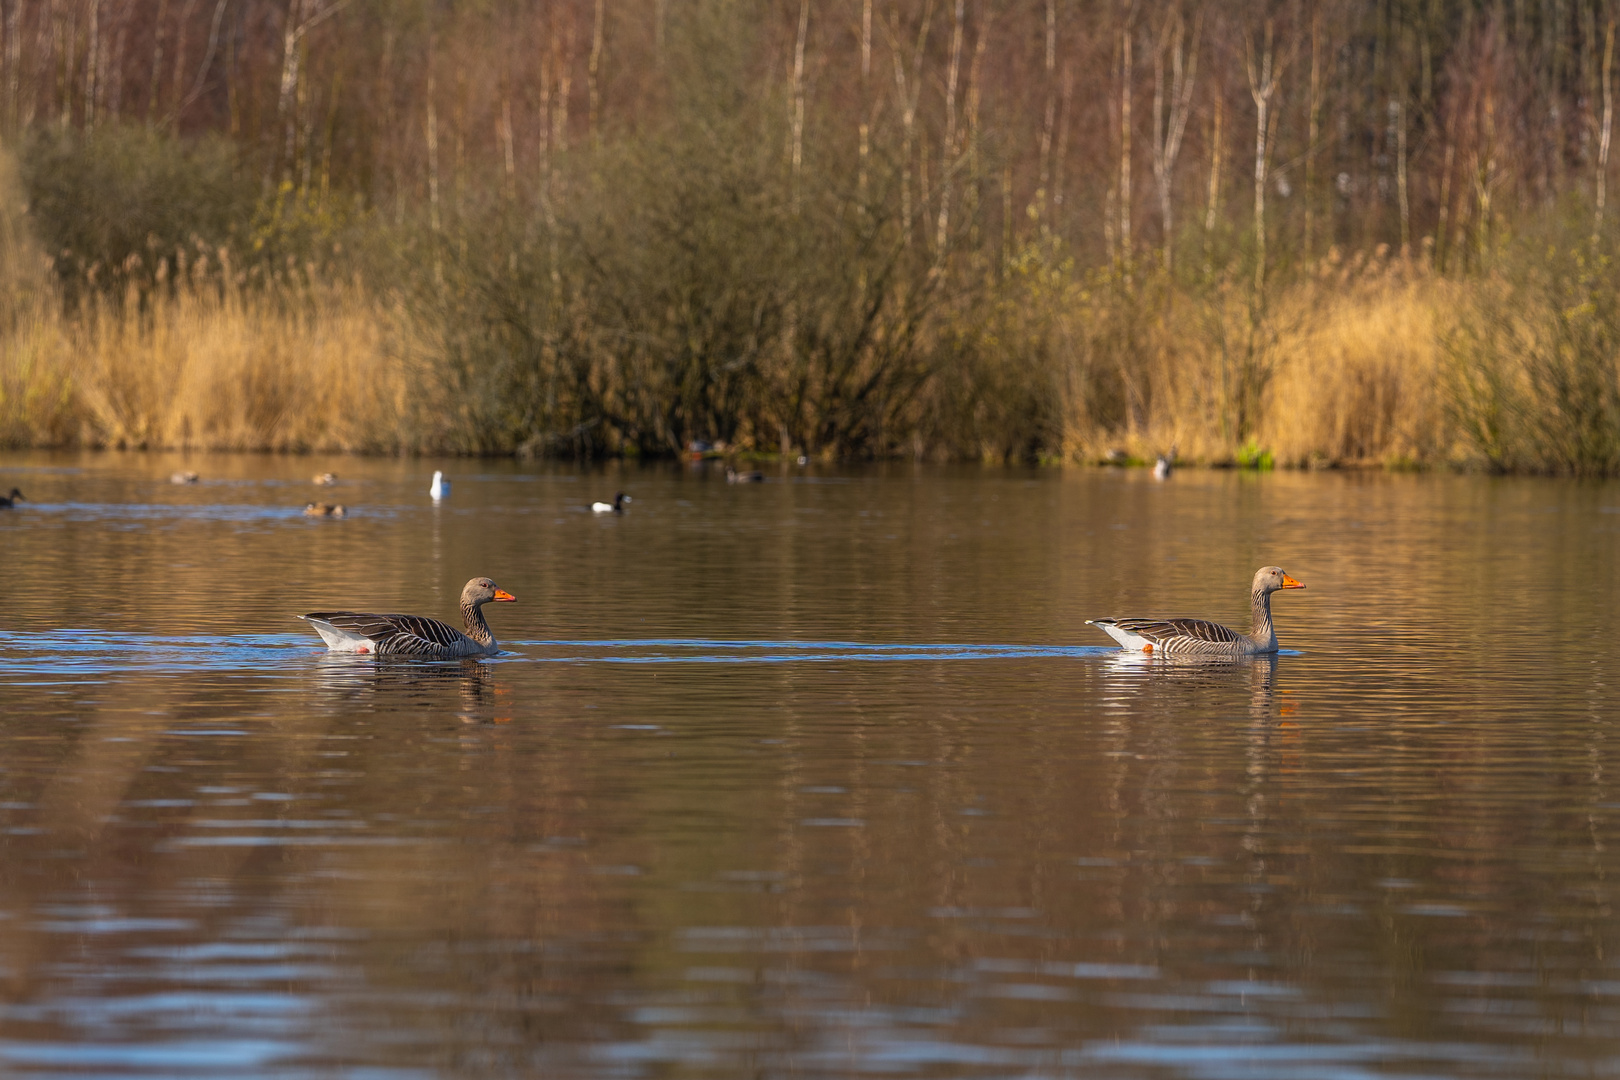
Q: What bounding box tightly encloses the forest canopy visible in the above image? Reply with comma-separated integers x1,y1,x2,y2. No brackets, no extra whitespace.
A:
1,0,1619,472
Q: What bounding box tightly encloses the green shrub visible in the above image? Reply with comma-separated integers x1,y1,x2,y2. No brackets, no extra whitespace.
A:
19,124,250,304
1236,438,1274,470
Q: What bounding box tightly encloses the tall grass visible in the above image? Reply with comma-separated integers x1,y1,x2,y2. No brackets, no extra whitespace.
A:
0,240,412,453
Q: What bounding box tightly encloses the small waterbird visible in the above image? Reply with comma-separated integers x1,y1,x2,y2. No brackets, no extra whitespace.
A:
303,502,346,517
726,466,765,483
592,492,631,514
1153,445,1176,481
313,472,337,486
0,487,23,508
430,471,450,500
1088,566,1306,657
297,576,516,658
170,471,199,485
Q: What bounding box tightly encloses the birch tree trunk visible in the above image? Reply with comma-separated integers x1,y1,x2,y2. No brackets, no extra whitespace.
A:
1038,0,1055,224
857,0,870,212
933,0,964,257
888,2,933,251
1245,20,1279,301
587,0,603,145
789,0,809,215
1303,13,1320,261
1597,20,1615,241
1150,11,1198,272
1118,26,1132,269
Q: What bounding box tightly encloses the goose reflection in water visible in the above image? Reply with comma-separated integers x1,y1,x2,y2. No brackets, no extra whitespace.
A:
312,656,509,723
1101,650,1282,719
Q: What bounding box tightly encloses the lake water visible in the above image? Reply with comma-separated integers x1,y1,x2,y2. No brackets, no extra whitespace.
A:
1,451,1618,1078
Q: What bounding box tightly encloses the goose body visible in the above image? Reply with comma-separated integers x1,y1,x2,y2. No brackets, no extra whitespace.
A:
592,492,631,514
298,577,515,658
725,466,765,483
303,502,346,517
430,471,450,500
0,487,22,508
1089,566,1305,657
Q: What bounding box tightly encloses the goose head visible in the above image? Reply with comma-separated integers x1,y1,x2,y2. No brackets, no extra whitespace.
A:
1253,566,1305,594
463,577,517,606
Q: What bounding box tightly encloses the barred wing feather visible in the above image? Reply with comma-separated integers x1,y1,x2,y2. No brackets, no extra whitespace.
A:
1089,616,1248,655
1115,618,1244,646
300,611,476,657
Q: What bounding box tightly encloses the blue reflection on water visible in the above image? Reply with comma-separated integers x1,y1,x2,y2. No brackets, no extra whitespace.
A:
0,630,1112,679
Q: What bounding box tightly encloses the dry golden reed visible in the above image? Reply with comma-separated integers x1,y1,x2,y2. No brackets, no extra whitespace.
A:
1055,252,1460,468
0,274,415,453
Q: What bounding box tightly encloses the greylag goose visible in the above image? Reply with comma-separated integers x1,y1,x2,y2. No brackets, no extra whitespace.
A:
430,471,450,500
725,466,765,483
592,492,631,513
1089,566,1306,656
313,472,337,486
170,470,199,484
298,577,516,657
0,487,23,508
303,502,346,517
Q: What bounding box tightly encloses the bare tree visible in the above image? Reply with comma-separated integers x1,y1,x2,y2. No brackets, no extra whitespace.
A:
886,0,934,250
1118,21,1133,268
1149,8,1199,271
1245,18,1284,299
1598,19,1615,241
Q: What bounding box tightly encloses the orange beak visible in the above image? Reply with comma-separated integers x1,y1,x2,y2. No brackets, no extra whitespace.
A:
1281,574,1305,589
493,589,517,602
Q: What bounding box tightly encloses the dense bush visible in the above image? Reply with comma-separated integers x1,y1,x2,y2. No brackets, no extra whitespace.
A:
19,125,251,304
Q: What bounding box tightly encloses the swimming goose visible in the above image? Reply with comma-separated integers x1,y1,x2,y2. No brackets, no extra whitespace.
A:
303,502,346,517
313,472,337,486
725,466,765,483
430,471,450,500
298,577,516,657
0,487,23,508
170,471,199,485
592,492,631,514
1153,445,1176,481
1089,566,1306,656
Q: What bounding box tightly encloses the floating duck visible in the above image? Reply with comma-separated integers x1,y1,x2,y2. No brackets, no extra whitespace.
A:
591,492,631,514
1153,446,1176,481
0,487,23,508
170,471,199,485
313,472,337,486
1088,566,1306,657
726,466,765,483
297,577,516,658
303,503,346,517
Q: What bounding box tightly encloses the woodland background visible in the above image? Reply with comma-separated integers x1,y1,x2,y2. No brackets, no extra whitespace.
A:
0,0,1618,471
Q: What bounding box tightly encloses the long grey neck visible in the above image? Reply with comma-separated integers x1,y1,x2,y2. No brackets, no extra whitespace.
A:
461,597,495,647
1248,588,1277,649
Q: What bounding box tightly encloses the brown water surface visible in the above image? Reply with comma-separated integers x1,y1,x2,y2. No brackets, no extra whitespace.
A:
0,451,1617,1077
